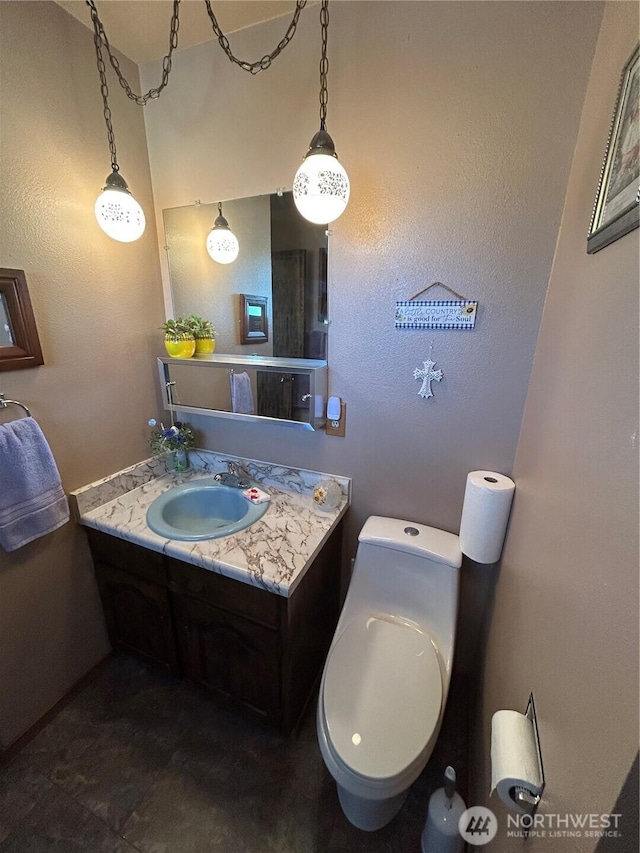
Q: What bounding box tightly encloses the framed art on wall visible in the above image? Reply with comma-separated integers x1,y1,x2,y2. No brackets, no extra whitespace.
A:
587,44,639,254
0,268,44,371
239,294,269,344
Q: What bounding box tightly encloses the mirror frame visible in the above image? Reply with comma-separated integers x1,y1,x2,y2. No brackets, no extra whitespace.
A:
0,268,44,371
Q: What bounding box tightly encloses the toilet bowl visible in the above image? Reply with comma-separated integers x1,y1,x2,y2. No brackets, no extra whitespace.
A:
317,515,462,831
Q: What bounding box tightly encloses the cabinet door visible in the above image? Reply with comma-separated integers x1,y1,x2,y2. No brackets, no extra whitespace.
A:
173,593,280,723
94,561,178,676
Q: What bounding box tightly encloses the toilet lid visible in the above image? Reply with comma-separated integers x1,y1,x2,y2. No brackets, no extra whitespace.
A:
323,616,442,781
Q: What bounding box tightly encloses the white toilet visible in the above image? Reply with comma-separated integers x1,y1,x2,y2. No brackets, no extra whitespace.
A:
317,515,462,832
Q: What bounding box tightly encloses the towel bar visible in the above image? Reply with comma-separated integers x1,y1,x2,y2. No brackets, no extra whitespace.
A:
0,393,31,418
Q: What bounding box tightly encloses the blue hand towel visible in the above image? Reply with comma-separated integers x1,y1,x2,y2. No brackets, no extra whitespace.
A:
0,417,70,552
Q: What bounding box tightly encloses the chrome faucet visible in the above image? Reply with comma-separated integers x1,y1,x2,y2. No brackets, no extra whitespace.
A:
214,461,251,489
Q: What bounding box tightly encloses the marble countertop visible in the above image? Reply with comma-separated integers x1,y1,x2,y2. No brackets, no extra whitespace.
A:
70,450,351,598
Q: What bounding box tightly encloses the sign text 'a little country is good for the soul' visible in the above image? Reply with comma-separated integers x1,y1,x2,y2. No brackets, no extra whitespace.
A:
395,300,478,330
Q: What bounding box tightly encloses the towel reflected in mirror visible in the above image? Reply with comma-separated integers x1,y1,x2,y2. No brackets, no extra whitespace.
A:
230,371,255,415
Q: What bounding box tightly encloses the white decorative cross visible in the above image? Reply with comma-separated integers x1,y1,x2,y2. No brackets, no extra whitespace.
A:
414,359,443,399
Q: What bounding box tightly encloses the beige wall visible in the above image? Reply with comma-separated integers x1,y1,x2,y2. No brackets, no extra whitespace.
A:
0,2,165,747
142,1,602,548
473,3,639,848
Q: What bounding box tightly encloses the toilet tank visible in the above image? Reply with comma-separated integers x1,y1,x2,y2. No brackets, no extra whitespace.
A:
358,516,462,568
346,516,462,669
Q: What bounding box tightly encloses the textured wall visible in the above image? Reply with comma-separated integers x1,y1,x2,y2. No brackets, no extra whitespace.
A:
0,2,165,746
141,1,602,544
472,3,639,847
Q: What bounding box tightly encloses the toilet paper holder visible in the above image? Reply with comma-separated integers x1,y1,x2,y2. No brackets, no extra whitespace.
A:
511,694,546,818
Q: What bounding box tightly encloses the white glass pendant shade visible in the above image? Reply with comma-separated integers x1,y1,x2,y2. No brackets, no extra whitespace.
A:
293,131,349,225
206,207,239,264
94,171,145,242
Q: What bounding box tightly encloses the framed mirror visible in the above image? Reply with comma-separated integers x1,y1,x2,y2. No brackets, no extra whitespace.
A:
240,294,269,344
163,191,329,362
0,268,44,371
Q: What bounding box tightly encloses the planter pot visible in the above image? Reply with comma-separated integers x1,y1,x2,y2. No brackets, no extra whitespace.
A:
194,338,216,355
165,334,196,358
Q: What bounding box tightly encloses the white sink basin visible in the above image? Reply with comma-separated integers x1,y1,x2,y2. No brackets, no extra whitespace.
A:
146,477,268,540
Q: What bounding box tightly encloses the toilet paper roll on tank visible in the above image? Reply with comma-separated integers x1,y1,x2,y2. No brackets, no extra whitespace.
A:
459,470,515,564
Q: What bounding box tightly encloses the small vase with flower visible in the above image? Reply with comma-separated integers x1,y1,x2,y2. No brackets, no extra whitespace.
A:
148,418,196,472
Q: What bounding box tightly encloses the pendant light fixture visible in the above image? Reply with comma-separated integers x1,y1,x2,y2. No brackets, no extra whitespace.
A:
86,0,314,242
293,0,349,225
90,2,145,242
94,170,146,244
206,203,240,264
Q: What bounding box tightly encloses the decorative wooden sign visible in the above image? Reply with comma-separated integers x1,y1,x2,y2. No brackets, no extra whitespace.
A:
395,300,477,330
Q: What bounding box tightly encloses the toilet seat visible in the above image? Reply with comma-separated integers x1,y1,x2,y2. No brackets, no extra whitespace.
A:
323,615,442,782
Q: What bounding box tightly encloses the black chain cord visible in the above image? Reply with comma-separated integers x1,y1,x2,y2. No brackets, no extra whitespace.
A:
203,0,307,75
319,0,329,130
86,0,181,106
90,3,118,171
88,0,313,169
87,0,307,106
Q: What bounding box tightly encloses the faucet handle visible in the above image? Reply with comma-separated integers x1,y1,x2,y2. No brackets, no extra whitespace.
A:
223,461,251,488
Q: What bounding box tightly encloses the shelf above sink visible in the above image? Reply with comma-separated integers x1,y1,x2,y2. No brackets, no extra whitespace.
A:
157,355,327,431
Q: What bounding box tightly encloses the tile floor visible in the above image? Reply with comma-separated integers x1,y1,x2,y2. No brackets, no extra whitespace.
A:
0,655,469,852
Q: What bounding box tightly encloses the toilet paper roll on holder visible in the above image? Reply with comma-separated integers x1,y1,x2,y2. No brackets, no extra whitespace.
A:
511,694,546,818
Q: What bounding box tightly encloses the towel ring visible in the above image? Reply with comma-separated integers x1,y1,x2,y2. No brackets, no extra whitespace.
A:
0,393,32,418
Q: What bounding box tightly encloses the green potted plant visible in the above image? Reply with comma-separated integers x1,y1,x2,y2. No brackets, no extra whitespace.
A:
185,315,217,354
161,317,195,359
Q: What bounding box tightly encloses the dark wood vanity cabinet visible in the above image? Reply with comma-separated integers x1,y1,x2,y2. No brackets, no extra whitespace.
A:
86,524,342,733
93,561,178,677
172,593,281,721
91,539,178,676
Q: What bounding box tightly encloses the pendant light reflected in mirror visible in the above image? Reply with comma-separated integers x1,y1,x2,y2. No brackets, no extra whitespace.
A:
95,170,146,242
293,0,349,225
206,203,240,264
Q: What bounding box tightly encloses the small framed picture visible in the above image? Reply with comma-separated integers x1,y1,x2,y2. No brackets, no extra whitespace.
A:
240,294,269,344
587,44,639,254
0,268,44,371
